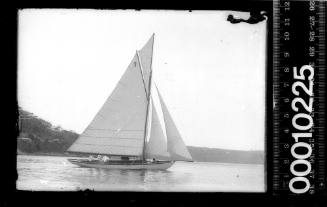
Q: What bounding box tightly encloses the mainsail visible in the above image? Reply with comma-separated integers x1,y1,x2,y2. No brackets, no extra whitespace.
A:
68,53,148,156
156,86,193,161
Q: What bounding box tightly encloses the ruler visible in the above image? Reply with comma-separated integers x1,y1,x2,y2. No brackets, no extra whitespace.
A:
272,0,326,195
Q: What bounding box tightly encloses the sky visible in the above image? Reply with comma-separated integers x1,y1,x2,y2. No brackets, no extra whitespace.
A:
18,9,267,151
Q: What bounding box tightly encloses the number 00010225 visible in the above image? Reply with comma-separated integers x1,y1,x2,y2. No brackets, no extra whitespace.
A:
272,0,326,195
289,65,314,194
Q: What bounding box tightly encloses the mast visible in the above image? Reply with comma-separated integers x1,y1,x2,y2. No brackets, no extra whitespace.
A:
142,70,152,161
137,51,149,161
139,34,154,161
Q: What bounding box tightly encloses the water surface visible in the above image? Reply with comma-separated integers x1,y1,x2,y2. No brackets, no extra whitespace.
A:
17,155,265,192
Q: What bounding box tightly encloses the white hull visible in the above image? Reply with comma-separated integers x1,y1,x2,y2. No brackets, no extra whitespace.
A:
68,159,174,170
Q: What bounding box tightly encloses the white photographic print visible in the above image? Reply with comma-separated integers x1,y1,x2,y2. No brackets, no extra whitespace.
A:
17,9,267,192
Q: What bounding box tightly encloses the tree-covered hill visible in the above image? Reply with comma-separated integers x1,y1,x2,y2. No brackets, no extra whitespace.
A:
187,146,264,164
18,108,79,153
17,108,264,164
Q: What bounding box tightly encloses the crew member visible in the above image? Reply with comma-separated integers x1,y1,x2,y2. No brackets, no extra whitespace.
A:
102,155,110,162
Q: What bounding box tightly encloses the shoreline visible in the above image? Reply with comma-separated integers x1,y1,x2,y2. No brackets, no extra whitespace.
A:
17,152,264,165
17,151,80,157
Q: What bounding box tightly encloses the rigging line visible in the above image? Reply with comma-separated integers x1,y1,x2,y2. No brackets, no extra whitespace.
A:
74,143,142,148
67,150,142,158
142,34,155,161
136,51,149,98
87,128,143,131
117,80,127,87
149,34,154,81
107,97,119,102
96,113,106,119
81,135,143,140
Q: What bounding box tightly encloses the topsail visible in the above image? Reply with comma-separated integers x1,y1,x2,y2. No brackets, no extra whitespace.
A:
138,34,154,95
